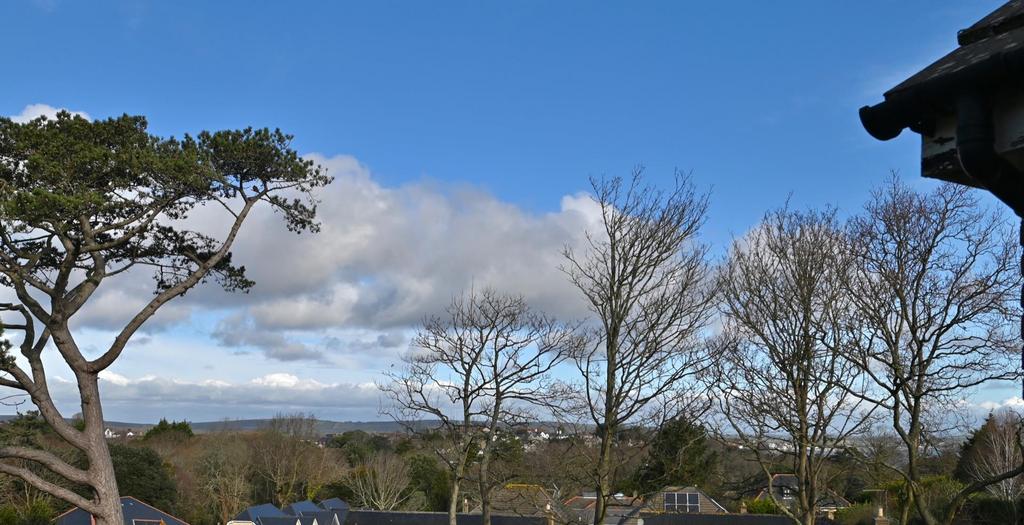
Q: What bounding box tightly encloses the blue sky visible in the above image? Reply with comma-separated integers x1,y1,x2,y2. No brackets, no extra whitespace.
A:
0,0,1019,422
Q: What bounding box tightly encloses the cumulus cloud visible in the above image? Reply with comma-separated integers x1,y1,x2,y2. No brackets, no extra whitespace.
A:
212,314,328,363
9,103,90,123
70,281,193,333
977,396,1024,411
53,371,386,421
62,152,597,338
213,154,598,331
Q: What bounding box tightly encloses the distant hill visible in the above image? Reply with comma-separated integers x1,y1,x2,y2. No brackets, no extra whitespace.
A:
188,419,429,435
0,415,432,436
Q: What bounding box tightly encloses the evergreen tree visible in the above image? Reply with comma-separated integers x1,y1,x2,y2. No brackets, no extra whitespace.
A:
109,444,177,511
629,418,717,496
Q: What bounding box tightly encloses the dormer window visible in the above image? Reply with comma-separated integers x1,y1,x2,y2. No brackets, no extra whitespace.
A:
664,492,699,513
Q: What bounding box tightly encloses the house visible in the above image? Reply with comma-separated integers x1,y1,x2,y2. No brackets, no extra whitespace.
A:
754,474,849,518
341,511,547,525
282,500,342,525
563,492,645,524
54,496,189,525
232,499,349,525
237,499,546,525
635,515,792,525
471,483,569,522
645,486,727,515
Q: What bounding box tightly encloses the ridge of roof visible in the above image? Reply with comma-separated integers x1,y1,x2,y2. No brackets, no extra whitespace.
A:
959,1,1024,46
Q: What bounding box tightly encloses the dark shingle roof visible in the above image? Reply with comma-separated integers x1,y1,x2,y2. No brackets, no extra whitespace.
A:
283,501,322,516
235,504,290,521
319,499,350,512
54,496,190,525
639,515,792,525
341,511,545,525
887,1,1024,98
253,518,299,525
302,511,342,525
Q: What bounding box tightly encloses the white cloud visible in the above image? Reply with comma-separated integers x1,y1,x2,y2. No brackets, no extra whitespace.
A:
251,373,329,390
27,371,386,421
212,314,329,363
9,103,91,123
978,396,1024,411
212,153,600,331
98,370,130,386
64,152,599,336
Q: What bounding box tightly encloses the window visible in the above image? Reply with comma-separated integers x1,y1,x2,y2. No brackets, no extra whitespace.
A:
664,492,700,513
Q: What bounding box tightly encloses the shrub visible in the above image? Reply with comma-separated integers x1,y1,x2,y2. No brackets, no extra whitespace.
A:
745,499,782,515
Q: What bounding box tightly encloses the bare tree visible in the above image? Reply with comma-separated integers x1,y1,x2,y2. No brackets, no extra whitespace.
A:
198,432,254,525
347,453,412,511
713,206,873,525
0,114,329,525
251,414,340,506
381,293,490,525
472,292,578,525
963,411,1024,503
561,169,715,525
843,179,1024,525
381,289,576,525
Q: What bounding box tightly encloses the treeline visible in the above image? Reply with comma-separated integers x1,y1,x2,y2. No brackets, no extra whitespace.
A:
1,409,1019,525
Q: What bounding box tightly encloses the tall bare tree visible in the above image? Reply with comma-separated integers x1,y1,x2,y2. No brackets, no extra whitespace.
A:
561,169,715,525
251,414,340,506
0,113,329,525
198,432,254,525
713,206,873,525
843,179,1024,525
381,289,576,525
962,411,1024,504
471,292,578,525
347,453,413,511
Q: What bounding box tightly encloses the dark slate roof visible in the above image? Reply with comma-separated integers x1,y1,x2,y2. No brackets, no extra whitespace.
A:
639,514,792,525
235,504,290,521
283,501,323,516
254,518,300,525
319,499,351,512
302,511,341,525
54,496,190,525
767,475,798,490
342,511,545,525
887,1,1024,97
960,1,1024,45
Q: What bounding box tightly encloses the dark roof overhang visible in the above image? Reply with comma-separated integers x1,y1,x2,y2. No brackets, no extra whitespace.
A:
860,1,1024,141
860,30,1024,141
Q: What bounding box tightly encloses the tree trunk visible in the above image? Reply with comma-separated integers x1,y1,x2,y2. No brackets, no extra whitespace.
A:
479,440,492,525
480,473,491,525
593,423,614,525
79,374,123,525
449,442,469,525
448,480,460,525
